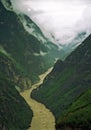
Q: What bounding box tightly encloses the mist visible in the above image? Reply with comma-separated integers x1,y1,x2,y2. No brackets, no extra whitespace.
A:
10,0,91,45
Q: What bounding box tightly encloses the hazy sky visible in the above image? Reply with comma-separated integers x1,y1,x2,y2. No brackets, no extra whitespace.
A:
11,0,91,45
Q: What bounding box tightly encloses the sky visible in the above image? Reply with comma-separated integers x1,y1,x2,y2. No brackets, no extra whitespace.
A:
11,0,91,45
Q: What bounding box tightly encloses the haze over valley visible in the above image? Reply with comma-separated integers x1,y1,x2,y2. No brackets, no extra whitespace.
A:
0,0,91,130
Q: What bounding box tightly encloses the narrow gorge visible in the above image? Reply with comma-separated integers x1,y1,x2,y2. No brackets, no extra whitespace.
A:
20,68,56,130
0,0,91,129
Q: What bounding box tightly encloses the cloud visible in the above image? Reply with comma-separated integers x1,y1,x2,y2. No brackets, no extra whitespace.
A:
11,0,91,45
33,51,47,56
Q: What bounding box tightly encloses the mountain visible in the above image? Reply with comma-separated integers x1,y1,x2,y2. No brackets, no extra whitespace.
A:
0,0,88,84
0,47,32,91
57,88,91,130
0,0,46,83
61,31,87,58
0,0,64,129
1,0,91,129
0,0,67,85
31,34,91,130
0,72,33,130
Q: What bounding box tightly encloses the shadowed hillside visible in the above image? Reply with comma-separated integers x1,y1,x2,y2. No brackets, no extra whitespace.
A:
0,0,91,129
0,1,65,84
57,88,91,130
0,72,33,130
32,34,91,129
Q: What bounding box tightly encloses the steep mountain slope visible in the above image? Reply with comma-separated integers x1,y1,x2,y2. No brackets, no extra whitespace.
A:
0,72,33,130
0,47,31,91
1,0,91,129
57,88,91,130
0,1,45,83
0,0,66,84
0,1,62,129
0,1,59,129
32,34,91,129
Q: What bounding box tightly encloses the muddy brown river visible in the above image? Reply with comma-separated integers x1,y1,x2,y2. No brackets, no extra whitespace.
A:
20,68,56,130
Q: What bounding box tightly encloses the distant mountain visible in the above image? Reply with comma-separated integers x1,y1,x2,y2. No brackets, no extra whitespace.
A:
61,31,87,58
32,34,91,130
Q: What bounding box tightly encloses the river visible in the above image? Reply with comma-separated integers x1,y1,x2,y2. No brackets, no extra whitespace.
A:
20,68,56,130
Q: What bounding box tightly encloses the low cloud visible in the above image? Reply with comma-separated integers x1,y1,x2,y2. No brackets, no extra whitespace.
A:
34,51,47,56
11,0,91,45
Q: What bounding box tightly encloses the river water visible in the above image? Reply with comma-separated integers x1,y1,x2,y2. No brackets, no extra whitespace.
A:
20,68,56,130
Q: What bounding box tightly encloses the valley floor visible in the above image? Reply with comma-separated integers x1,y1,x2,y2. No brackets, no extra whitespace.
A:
20,68,56,130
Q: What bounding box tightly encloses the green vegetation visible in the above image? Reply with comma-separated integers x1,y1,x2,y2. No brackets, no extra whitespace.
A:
0,48,25,75
0,72,33,130
32,35,91,130
0,2,34,129
0,0,46,83
57,88,91,130
0,49,31,91
1,1,91,129
0,1,64,84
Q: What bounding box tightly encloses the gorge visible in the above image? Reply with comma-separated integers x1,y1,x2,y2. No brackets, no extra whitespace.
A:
0,0,91,130
20,68,56,130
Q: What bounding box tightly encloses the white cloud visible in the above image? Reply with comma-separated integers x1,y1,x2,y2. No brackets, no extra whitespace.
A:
11,0,91,45
33,51,47,56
